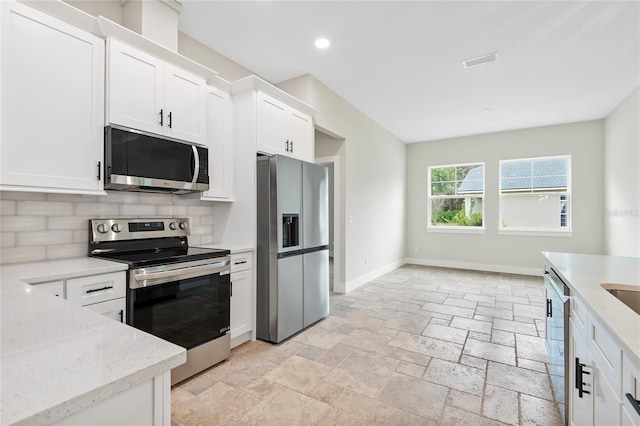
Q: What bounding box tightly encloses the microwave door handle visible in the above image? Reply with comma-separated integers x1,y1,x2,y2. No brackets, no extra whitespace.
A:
191,145,200,184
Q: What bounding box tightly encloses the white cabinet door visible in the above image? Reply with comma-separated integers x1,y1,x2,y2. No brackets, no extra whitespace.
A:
256,92,289,156
230,269,252,340
106,38,164,136
570,319,594,426
201,86,233,200
164,63,206,145
0,1,104,194
36,281,65,298
592,355,622,426
84,298,126,323
288,109,314,162
107,39,206,145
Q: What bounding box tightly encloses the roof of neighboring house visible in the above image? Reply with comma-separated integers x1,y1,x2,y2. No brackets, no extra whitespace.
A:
457,166,484,193
457,158,568,194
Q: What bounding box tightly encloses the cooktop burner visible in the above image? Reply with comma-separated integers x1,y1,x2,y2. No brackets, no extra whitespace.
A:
88,218,229,268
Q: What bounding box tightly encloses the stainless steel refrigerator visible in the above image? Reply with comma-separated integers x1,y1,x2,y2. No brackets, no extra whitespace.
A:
256,155,330,343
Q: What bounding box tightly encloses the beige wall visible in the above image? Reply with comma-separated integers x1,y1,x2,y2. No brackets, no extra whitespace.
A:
406,120,605,275
604,86,640,257
278,75,407,291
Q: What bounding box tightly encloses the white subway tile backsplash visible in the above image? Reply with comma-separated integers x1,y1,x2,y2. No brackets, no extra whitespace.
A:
101,191,139,204
157,205,188,216
47,216,91,231
1,192,46,201
188,205,214,216
1,216,47,232
17,230,74,247
1,200,16,215
119,204,157,217
46,193,98,203
1,232,16,248
0,191,216,264
17,201,73,216
46,243,87,260
74,203,119,217
1,246,46,264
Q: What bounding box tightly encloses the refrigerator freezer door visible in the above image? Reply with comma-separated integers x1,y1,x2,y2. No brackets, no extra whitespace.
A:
276,156,302,254
275,255,304,342
303,248,330,328
302,162,329,249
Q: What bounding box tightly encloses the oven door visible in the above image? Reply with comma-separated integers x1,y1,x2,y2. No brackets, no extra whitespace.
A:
128,258,230,349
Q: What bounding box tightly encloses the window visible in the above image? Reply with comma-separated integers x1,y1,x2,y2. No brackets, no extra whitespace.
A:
499,155,571,233
428,163,484,230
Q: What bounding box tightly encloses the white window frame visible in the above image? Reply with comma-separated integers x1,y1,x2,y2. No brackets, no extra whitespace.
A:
498,155,572,236
427,162,485,234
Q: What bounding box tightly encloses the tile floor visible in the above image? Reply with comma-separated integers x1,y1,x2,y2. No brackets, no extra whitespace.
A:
171,265,564,426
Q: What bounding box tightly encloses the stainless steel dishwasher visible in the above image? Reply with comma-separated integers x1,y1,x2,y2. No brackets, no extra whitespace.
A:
545,267,570,426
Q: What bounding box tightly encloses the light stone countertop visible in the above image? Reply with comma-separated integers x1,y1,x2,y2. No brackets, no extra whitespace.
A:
0,258,186,425
197,244,255,254
543,252,640,364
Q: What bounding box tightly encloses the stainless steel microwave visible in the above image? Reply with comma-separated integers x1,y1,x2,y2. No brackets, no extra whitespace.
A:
104,125,209,194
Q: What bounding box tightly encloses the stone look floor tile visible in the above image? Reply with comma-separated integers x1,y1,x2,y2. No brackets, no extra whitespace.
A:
263,355,334,394
464,338,517,365
423,358,486,396
377,373,449,420
486,361,554,400
171,266,561,426
236,387,330,426
482,384,519,425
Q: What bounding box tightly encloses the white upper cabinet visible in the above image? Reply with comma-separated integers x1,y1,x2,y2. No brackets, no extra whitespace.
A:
232,76,317,163
106,38,207,145
0,1,105,194
256,91,314,162
201,85,233,201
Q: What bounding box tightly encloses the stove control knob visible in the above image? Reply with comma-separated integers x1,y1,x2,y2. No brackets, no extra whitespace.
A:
96,223,108,234
111,223,123,233
179,221,188,230
169,222,178,230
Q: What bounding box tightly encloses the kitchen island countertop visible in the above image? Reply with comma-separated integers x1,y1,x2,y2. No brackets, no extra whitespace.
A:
0,257,186,425
543,252,640,363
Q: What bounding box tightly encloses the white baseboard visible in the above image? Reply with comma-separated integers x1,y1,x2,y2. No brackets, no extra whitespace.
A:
404,257,542,277
344,259,407,293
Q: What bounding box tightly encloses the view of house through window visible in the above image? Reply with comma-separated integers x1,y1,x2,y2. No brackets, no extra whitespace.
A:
428,163,484,228
499,155,571,232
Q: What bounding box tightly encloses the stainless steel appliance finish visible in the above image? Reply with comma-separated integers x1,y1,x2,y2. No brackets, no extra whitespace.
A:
545,267,570,426
89,218,230,385
256,155,330,343
104,125,209,194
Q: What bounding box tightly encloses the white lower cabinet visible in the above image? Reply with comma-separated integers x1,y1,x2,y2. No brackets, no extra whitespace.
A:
568,294,634,426
32,272,127,323
52,371,170,426
229,251,254,348
85,297,126,323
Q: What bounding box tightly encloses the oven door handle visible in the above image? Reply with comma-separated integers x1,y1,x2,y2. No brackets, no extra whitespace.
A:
134,261,230,287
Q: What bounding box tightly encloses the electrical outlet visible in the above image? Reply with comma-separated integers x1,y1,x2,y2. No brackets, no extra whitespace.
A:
364,257,368,265
414,245,419,252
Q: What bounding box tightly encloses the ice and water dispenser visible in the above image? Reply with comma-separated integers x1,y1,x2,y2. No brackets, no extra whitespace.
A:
282,214,299,248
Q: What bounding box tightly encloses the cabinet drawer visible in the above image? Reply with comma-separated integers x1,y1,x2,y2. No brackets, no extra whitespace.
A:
231,252,253,273
623,353,640,425
66,272,126,307
34,281,65,298
571,294,589,339
589,314,622,394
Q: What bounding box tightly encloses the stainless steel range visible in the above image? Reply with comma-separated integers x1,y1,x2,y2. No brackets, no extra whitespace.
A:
89,217,231,385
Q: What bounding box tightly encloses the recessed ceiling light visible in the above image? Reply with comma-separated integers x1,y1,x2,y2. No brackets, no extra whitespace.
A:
315,38,330,49
462,52,499,69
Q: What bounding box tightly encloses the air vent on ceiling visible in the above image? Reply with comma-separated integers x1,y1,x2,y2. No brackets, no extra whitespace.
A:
462,52,499,69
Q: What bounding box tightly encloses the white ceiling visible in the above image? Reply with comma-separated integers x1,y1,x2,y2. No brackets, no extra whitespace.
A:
178,1,640,143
